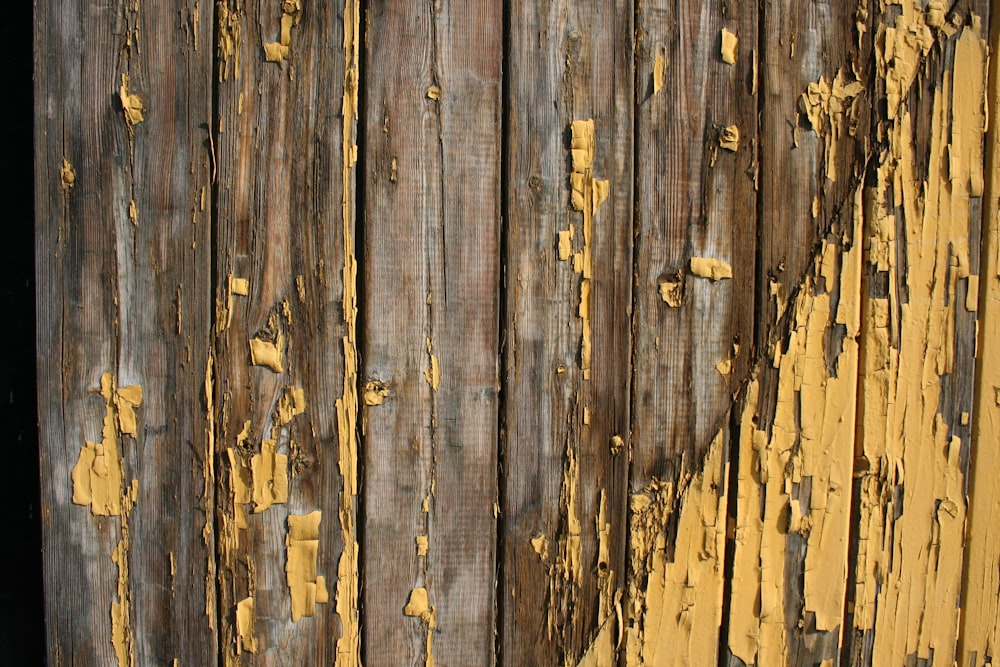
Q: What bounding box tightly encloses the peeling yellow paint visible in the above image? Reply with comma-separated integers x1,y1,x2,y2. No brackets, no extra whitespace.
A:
689,257,732,281
653,53,665,95
960,9,1000,665
286,511,328,621
658,277,683,307
363,380,389,406
720,28,738,64
249,328,284,372
71,373,140,516
60,158,76,188
425,338,441,391
404,587,436,667
567,119,610,381
335,0,362,663
250,439,288,512
111,480,138,667
119,73,145,126
799,69,864,182
263,0,300,63
235,596,258,654
719,125,739,152
624,429,728,667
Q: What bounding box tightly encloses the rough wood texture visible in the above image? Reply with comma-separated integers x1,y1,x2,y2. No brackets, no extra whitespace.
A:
502,1,633,664
755,0,872,356
630,0,758,490
360,1,502,665
34,0,216,664
212,0,358,663
33,1,1000,666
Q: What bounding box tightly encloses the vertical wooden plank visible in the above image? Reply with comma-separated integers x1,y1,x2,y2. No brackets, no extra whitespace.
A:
502,1,633,664
361,1,502,665
34,0,216,664
756,0,872,353
625,2,757,664
961,3,1000,664
847,4,988,665
212,0,361,664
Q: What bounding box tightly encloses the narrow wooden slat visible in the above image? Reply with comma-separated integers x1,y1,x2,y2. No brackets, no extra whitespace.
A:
360,1,502,664
212,0,360,663
624,3,757,664
756,0,872,354
34,0,216,664
847,4,988,665
502,2,633,664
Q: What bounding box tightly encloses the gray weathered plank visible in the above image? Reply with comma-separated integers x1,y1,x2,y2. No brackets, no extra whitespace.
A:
502,1,634,664
360,1,502,664
34,0,216,663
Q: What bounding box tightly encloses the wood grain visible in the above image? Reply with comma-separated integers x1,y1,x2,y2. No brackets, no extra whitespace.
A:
502,1,633,664
630,0,758,489
360,1,502,664
212,0,357,663
34,0,216,663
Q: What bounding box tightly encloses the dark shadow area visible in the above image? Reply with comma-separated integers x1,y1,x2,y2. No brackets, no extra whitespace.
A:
3,0,45,665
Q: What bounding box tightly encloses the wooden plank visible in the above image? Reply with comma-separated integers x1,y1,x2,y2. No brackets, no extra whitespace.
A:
212,0,361,664
756,0,872,358
847,5,988,665
624,3,758,664
501,2,634,665
34,0,216,664
360,1,502,665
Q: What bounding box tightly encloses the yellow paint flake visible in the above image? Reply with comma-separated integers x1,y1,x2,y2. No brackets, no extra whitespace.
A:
653,53,666,95
658,277,683,307
721,28,738,64
236,597,258,653
690,257,732,280
263,0,301,63
426,85,441,100
425,338,441,391
404,587,437,667
71,373,141,516
60,159,76,188
250,440,288,513
249,329,284,373
719,125,740,152
119,73,145,126
286,511,328,621
363,380,389,406
567,119,610,381
530,533,548,560
416,535,429,557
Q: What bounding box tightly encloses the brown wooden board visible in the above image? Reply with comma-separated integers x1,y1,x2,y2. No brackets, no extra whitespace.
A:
34,0,216,663
211,0,360,663
501,1,634,664
360,1,502,665
630,0,758,493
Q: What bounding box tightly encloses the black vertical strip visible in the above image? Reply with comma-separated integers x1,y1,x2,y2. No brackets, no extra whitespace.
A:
752,0,766,366
495,0,511,664
354,0,370,663
619,1,641,664
207,2,224,663
9,0,42,663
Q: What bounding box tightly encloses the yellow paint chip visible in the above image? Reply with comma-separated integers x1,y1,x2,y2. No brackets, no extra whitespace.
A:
249,330,284,372
721,28,738,64
690,257,733,280
719,125,740,152
416,535,429,557
236,597,258,654
426,86,441,100
658,278,684,307
61,159,76,188
425,338,441,391
530,533,548,560
363,380,389,406
286,511,327,621
119,73,145,126
653,54,666,94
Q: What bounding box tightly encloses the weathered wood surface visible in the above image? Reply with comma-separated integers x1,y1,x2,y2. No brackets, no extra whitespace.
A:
212,0,359,664
34,1,1000,666
34,0,216,664
360,1,502,665
501,1,633,665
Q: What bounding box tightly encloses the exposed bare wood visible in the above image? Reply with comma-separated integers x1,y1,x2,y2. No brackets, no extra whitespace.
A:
360,1,502,664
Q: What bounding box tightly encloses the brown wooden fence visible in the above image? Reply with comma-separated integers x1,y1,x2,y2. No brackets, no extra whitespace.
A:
35,0,1000,664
